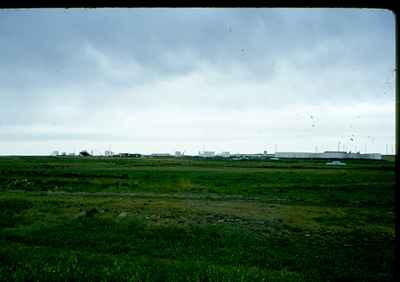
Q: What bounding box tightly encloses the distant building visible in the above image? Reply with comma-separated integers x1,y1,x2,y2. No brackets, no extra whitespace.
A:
319,151,347,159
199,151,215,157
247,153,267,159
105,150,114,157
151,153,171,157
275,152,316,159
175,151,183,157
275,151,381,160
117,153,142,158
219,152,230,157
364,153,382,160
231,153,268,159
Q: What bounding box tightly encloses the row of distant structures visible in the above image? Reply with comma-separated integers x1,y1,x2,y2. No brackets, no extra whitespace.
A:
197,150,382,160
51,150,383,160
274,151,382,160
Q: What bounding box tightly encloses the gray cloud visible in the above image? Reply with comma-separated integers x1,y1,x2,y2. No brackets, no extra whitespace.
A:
0,8,395,154
1,9,393,85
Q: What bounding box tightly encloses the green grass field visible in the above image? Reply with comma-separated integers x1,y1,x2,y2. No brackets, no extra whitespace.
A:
0,156,395,281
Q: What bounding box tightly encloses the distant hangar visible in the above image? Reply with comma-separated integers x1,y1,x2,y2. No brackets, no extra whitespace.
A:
275,151,382,160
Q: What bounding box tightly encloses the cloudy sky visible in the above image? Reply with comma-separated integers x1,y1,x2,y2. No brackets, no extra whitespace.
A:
0,8,395,155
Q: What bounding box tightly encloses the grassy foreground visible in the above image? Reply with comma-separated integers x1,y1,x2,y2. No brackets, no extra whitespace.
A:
0,156,395,281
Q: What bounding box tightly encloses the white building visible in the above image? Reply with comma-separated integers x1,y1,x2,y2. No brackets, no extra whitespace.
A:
199,151,215,157
219,152,230,157
104,150,114,157
275,152,316,159
275,151,382,160
151,153,171,157
318,151,348,159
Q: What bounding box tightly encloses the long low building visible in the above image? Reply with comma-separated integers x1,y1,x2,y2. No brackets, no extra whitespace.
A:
275,151,382,160
199,151,215,157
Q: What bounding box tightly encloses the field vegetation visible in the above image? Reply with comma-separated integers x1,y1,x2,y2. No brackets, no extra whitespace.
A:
0,156,395,281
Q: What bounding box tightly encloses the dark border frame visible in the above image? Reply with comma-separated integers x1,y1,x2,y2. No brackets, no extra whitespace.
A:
0,1,397,9
1,0,398,280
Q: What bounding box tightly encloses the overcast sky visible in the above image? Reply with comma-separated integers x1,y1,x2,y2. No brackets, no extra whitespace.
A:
0,8,395,155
